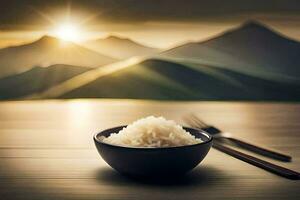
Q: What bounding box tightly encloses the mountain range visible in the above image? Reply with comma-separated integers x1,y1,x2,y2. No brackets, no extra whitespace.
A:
59,59,300,100
0,64,91,100
1,21,300,101
160,21,300,83
0,36,116,78
84,35,159,59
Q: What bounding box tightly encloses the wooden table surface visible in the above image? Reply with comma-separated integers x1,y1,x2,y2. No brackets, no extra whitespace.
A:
0,100,299,200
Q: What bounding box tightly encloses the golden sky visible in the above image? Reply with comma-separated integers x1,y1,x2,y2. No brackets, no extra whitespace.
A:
0,0,300,48
1,19,300,49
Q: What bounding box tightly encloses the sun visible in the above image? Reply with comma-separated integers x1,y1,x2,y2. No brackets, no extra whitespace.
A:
53,23,82,42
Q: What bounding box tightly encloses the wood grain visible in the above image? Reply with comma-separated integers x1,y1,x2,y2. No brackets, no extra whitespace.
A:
0,100,299,200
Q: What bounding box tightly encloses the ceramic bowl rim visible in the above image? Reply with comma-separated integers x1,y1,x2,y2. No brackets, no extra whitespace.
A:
94,125,213,151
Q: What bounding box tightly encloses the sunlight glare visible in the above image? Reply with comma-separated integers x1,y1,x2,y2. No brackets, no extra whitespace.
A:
53,23,82,42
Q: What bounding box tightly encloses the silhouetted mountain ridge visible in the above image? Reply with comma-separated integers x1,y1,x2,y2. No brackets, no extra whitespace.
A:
1,21,300,101
35,35,62,45
60,59,300,100
104,35,134,43
0,35,116,78
0,64,91,99
161,20,300,82
85,35,159,59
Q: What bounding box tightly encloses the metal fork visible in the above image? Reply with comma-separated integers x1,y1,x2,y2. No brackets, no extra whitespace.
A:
184,115,300,179
185,114,292,162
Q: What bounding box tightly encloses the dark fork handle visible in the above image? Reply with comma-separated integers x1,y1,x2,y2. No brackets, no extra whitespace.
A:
202,127,292,162
213,141,300,180
218,136,292,162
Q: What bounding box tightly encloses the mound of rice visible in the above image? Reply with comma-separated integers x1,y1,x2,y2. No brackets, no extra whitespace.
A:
102,116,202,147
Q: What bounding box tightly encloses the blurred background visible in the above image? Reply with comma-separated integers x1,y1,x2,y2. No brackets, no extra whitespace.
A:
0,0,300,101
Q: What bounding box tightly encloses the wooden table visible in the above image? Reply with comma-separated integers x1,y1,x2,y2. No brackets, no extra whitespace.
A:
0,100,299,200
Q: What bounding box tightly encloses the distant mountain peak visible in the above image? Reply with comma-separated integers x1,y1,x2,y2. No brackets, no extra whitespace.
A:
35,35,62,45
162,19,300,83
105,35,126,40
191,20,276,47
240,20,266,28
194,20,280,45
85,34,159,59
103,35,135,43
237,20,274,33
38,35,58,42
0,34,116,78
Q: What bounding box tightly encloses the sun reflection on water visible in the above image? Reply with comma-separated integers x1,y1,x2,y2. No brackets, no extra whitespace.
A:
67,100,94,130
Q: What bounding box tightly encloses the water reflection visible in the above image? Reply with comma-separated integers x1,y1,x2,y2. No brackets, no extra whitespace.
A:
67,100,94,130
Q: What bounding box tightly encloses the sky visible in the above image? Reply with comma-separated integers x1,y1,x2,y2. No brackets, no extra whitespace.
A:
0,0,300,48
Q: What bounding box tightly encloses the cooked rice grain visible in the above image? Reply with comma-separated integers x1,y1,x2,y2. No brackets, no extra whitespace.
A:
102,116,202,147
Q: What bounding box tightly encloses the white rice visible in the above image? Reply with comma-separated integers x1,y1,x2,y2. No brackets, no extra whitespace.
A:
102,116,203,148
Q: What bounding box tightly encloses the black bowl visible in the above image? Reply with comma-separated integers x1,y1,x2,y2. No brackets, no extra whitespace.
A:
94,126,213,177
